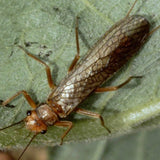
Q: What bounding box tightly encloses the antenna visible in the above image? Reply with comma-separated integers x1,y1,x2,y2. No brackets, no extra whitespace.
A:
0,120,24,131
18,134,37,160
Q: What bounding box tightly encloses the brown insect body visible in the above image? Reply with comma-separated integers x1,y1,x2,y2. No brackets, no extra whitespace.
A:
26,15,150,133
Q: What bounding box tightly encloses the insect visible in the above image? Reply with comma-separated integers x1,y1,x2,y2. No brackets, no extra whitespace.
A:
0,0,160,159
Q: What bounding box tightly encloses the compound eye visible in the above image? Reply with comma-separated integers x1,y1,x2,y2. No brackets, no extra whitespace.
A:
41,130,47,134
27,110,32,116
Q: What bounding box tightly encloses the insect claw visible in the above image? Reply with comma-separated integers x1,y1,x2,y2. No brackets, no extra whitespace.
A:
60,140,63,145
0,100,3,105
103,125,111,133
0,100,15,108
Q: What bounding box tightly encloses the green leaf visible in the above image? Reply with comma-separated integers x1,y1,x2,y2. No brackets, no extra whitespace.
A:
0,0,160,149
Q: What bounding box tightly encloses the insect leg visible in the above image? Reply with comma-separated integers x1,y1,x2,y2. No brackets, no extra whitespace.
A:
18,45,56,89
148,25,160,36
95,76,142,92
125,0,138,18
68,17,80,73
0,100,15,108
54,121,73,145
2,90,37,109
75,108,111,133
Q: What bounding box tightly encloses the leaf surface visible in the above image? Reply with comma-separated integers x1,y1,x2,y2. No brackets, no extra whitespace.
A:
0,0,160,148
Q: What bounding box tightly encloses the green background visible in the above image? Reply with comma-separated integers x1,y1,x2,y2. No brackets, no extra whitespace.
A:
0,0,160,159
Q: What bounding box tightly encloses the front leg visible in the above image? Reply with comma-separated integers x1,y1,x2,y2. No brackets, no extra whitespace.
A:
54,121,73,145
1,90,37,109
